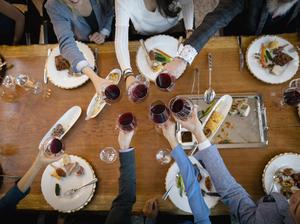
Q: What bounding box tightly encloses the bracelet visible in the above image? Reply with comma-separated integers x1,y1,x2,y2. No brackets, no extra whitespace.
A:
123,70,134,81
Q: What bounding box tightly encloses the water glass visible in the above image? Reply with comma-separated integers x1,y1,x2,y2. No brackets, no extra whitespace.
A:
99,147,118,164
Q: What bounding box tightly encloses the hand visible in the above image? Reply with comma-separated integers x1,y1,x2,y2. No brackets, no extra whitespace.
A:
186,30,193,39
118,130,135,150
94,76,113,96
159,120,178,149
89,32,106,44
143,198,159,220
125,74,136,90
174,107,207,143
163,57,187,79
35,148,64,166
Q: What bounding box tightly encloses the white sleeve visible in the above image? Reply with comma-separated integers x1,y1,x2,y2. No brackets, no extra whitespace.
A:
180,0,194,31
114,0,131,72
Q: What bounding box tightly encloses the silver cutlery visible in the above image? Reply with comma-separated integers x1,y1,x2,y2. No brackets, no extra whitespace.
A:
177,36,183,52
44,48,52,84
0,174,20,179
0,61,7,69
204,53,216,104
288,45,300,53
162,184,174,200
201,189,220,197
139,39,153,68
237,36,244,72
93,47,99,74
63,178,98,197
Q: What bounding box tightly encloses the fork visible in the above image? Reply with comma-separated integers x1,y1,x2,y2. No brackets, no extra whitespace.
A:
162,184,174,200
63,178,98,197
201,189,220,197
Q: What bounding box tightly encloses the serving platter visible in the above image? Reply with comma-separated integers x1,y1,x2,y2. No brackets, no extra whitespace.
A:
176,93,268,149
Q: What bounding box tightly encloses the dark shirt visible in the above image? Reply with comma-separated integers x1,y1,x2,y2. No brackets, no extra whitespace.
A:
83,9,99,34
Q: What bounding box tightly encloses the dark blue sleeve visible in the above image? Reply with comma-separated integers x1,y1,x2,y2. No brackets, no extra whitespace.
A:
0,185,29,215
105,149,136,224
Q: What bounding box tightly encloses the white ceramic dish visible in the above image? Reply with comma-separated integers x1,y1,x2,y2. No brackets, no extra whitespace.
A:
39,106,82,148
46,41,95,89
136,35,181,82
262,153,300,195
246,35,299,84
86,68,122,120
41,155,96,213
202,95,233,140
165,156,219,213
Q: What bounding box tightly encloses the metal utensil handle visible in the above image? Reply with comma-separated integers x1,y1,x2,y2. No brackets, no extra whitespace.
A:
208,53,212,88
77,178,98,190
0,174,20,179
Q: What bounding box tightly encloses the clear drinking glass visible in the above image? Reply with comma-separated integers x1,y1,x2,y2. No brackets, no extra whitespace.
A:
155,72,176,92
41,137,64,159
169,96,194,120
149,101,170,125
156,149,171,165
117,112,137,132
99,147,118,164
127,75,149,103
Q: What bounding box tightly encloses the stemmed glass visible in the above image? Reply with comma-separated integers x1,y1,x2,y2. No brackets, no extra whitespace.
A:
155,72,176,92
169,96,194,120
41,137,64,159
117,112,137,132
127,75,149,103
156,149,171,165
149,101,171,125
281,78,300,107
101,84,121,104
99,147,118,164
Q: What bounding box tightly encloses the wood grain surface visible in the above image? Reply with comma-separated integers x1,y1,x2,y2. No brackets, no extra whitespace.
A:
0,33,299,215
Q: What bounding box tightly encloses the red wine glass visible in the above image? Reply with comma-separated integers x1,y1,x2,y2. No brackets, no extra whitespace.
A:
128,75,149,103
149,101,170,124
102,84,121,103
155,72,175,92
169,96,194,120
117,112,137,132
42,137,64,159
282,87,300,107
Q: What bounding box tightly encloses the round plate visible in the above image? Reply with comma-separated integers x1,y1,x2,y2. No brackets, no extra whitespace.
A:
246,35,299,84
46,41,95,89
165,156,219,213
262,153,300,195
136,35,180,82
41,155,96,213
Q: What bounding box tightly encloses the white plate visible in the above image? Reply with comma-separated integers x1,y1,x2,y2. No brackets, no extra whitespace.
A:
41,155,96,212
202,95,233,140
46,41,95,89
262,153,300,195
39,106,82,148
246,35,299,84
136,35,181,81
86,68,122,120
166,156,219,213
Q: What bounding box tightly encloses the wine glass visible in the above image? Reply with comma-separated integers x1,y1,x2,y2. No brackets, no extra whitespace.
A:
155,72,175,92
169,96,194,120
102,84,121,104
289,78,300,88
127,75,149,103
99,147,118,164
0,75,18,102
117,112,137,132
41,138,64,159
156,149,171,165
282,87,300,107
149,101,170,125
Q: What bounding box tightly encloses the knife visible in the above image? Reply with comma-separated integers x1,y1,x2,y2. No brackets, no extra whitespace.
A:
139,39,154,68
44,48,52,84
237,36,244,72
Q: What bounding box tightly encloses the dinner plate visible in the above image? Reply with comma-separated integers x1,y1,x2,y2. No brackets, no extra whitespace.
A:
202,95,233,140
86,68,122,120
165,156,219,213
41,155,96,213
246,35,299,84
46,41,95,89
39,106,82,148
262,153,300,195
136,35,181,81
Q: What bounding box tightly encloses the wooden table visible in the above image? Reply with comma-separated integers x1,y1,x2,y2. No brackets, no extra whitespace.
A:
0,33,299,215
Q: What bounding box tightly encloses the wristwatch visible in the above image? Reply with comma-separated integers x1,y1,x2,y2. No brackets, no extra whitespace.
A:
123,68,134,81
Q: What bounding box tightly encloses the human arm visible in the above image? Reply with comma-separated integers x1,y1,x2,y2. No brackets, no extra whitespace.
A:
179,0,194,38
105,130,136,224
100,6,114,37
0,0,25,44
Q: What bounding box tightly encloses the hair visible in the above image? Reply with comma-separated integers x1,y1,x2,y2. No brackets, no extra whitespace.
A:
156,0,181,18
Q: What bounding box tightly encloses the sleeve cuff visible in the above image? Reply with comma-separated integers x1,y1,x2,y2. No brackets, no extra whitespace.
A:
177,44,198,65
100,28,110,37
119,147,134,153
76,60,91,73
197,139,211,151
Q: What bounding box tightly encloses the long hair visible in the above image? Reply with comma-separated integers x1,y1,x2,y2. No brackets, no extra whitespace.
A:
156,0,181,18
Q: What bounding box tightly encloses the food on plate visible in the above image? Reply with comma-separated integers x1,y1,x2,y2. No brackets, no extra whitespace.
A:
176,173,185,197
108,72,120,84
55,55,70,71
198,100,216,120
230,99,250,117
254,40,294,75
193,164,203,182
55,183,61,196
274,167,300,198
205,176,212,191
51,123,65,138
204,111,224,137
148,48,173,72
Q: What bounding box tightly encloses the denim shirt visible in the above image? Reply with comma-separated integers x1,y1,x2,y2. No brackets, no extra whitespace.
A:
45,0,114,72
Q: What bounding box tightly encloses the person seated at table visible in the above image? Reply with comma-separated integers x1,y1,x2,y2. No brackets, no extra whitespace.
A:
45,0,114,95
0,0,25,45
114,0,194,88
104,129,136,224
164,0,300,78
0,147,63,216
171,108,297,224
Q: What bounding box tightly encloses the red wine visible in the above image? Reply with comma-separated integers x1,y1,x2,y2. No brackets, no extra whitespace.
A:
171,98,184,113
150,103,170,124
118,112,136,131
131,84,148,102
283,88,300,107
155,73,174,91
50,138,63,154
169,97,193,120
105,85,120,101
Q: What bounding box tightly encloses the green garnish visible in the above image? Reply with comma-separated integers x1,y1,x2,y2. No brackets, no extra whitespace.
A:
55,183,61,196
176,174,185,197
